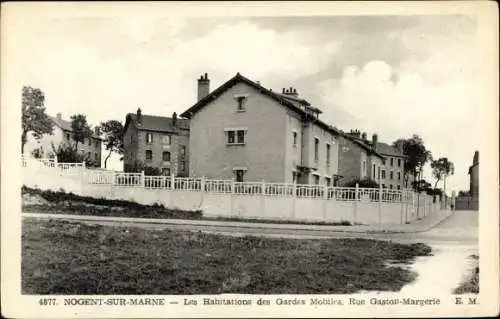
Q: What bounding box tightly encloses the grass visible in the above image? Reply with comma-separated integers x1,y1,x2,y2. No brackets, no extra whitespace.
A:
454,254,479,294
22,186,353,226
22,218,432,295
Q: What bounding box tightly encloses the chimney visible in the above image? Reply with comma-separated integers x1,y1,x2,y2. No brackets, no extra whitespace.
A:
283,86,299,98
172,112,177,127
372,133,378,150
136,108,142,124
56,113,62,120
197,73,210,101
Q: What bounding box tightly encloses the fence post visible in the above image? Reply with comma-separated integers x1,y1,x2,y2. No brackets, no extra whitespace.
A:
199,175,205,209
354,183,359,223
378,184,382,223
291,182,297,219
230,178,236,217
322,184,328,221
141,170,145,188
400,189,405,224
171,174,175,190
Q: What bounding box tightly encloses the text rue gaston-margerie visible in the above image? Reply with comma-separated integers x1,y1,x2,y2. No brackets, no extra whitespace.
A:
184,297,441,306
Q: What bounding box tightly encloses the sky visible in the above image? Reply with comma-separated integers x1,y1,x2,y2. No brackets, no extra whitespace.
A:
5,8,487,194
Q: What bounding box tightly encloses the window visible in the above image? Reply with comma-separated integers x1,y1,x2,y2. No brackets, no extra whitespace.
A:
314,138,319,161
179,161,186,171
130,134,133,142
389,185,393,189
326,143,331,166
362,161,366,174
390,158,394,166
292,131,297,147
390,171,394,180
226,129,246,145
87,152,91,159
162,135,171,145
145,150,153,161
397,172,401,180
292,172,298,183
398,158,401,167
146,132,153,144
88,138,91,146
161,168,171,176
66,133,70,140
234,169,245,182
94,153,98,161
397,185,401,190
382,184,386,188
236,96,246,111
381,170,386,179
314,175,320,185
237,130,245,144
378,167,381,180
382,158,386,165
373,164,376,179
180,145,186,155
162,151,171,162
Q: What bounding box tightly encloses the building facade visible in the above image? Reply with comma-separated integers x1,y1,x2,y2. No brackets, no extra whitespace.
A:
122,109,190,176
338,129,407,189
180,73,341,185
469,151,479,199
23,113,103,167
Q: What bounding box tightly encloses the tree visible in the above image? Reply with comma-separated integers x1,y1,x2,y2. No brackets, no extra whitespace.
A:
393,135,432,189
21,86,54,154
96,120,124,168
70,114,93,150
431,157,454,189
51,143,94,166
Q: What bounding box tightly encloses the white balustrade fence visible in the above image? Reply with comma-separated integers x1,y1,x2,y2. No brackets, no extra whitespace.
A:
22,156,443,224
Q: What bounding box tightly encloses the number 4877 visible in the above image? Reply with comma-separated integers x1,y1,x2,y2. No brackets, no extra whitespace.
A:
39,298,56,306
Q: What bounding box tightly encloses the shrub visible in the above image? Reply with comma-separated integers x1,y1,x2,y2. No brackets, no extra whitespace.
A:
343,178,380,188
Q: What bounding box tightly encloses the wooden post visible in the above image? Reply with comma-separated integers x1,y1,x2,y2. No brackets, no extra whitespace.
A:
378,183,382,223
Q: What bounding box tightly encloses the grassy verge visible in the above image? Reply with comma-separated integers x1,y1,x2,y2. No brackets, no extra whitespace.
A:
22,218,432,294
22,186,354,226
454,255,479,294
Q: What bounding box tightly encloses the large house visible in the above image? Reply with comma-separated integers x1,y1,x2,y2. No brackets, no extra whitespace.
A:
23,113,103,167
122,109,190,176
338,129,408,189
180,73,342,185
469,151,479,199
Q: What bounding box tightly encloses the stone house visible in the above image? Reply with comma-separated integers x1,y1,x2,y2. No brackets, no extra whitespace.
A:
122,109,189,176
23,113,103,167
180,73,342,185
338,129,408,189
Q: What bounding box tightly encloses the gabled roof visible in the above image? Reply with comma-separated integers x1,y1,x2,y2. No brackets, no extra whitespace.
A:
341,134,385,159
374,141,406,158
50,115,102,140
124,113,189,134
180,72,340,136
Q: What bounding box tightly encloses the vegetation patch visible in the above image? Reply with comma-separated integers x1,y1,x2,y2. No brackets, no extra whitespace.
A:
454,254,479,294
22,218,432,294
22,186,203,220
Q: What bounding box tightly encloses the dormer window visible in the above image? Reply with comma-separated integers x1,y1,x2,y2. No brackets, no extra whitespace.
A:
233,94,248,112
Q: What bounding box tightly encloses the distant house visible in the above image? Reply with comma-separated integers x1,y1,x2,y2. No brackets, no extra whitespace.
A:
180,72,342,185
469,151,479,199
23,113,103,167
338,129,408,189
122,109,190,176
